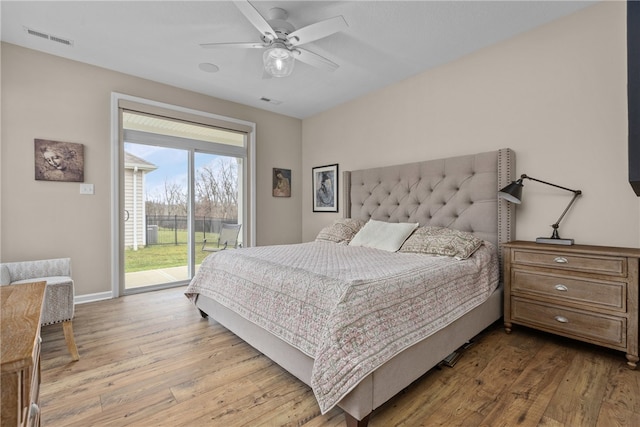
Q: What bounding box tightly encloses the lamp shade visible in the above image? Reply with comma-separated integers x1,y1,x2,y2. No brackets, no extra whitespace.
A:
498,180,523,204
263,44,295,77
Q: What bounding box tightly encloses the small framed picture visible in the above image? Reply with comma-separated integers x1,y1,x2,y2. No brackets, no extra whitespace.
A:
312,164,338,212
34,139,85,182
273,168,291,197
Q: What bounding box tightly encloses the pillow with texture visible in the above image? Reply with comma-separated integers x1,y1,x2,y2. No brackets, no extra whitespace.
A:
349,219,419,252
316,218,367,244
399,226,484,259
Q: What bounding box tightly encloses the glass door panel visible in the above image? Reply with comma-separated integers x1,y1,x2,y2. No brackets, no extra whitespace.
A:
194,152,242,274
123,143,189,290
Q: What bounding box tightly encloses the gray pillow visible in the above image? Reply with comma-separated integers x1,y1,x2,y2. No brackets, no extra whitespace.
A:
316,219,367,244
399,226,483,259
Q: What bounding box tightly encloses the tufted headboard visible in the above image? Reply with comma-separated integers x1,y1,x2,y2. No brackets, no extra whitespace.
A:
343,149,515,258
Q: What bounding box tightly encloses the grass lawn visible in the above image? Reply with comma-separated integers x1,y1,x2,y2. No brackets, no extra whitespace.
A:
125,229,218,272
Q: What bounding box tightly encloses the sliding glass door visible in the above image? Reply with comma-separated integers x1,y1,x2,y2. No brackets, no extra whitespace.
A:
120,111,245,294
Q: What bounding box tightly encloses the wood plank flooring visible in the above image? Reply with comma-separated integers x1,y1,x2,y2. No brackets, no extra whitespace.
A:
40,286,640,426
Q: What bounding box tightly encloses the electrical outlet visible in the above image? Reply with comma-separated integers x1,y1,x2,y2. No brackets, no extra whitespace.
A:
79,183,94,195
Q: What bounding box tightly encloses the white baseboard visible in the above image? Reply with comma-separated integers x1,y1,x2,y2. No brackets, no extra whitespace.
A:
75,291,113,304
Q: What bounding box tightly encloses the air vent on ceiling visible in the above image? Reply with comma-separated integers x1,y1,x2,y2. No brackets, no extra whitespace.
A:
50,35,72,46
26,28,49,39
260,97,283,105
24,26,73,46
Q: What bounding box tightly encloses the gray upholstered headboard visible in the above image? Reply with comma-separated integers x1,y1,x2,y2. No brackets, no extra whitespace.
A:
343,149,515,255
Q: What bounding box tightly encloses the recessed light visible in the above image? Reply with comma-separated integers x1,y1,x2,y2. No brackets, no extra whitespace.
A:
198,63,219,73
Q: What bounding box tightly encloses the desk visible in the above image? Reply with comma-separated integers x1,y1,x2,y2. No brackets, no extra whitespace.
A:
1,281,46,427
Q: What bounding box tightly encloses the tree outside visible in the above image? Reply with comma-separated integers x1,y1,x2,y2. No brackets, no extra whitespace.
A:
125,156,240,273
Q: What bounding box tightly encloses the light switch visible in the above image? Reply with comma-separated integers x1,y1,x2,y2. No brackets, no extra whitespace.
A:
80,183,94,195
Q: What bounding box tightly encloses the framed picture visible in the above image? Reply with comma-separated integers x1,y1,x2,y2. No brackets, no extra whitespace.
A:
312,164,338,212
272,168,291,197
34,139,84,182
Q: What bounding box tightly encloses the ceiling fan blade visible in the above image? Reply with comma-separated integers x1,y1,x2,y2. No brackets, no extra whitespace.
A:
288,16,347,46
293,48,339,72
200,42,265,49
235,0,277,41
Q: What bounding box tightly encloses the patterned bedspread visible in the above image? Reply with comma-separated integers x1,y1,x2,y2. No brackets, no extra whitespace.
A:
185,240,498,413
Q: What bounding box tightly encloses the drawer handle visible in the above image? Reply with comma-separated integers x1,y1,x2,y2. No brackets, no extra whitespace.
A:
554,315,569,323
554,257,568,264
554,284,569,292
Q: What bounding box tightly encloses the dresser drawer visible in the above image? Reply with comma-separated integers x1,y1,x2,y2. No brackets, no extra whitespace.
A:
26,336,41,427
511,298,626,349
511,270,626,311
511,249,627,277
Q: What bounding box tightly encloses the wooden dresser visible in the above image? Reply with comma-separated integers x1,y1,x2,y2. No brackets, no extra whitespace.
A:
1,281,46,427
503,241,640,369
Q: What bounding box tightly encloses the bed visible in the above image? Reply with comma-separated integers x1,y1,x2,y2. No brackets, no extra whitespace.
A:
185,148,515,426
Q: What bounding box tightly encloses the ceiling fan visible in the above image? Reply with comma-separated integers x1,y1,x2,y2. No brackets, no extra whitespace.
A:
200,0,348,78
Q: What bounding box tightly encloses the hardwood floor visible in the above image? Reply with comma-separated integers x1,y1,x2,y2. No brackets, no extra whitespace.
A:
40,287,640,426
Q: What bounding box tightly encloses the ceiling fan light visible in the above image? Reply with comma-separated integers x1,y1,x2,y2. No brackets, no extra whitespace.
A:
263,46,295,77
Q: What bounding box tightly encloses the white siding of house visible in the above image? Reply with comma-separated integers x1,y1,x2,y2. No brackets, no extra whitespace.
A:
123,168,147,249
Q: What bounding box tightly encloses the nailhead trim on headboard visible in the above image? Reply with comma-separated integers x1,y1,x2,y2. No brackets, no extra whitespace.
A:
497,148,516,279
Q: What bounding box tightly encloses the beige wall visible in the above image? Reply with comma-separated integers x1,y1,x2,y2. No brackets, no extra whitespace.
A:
3,1,639,299
302,2,639,248
1,42,302,297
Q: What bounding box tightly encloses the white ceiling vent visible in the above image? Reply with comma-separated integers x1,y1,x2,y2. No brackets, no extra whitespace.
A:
24,27,73,46
260,97,283,105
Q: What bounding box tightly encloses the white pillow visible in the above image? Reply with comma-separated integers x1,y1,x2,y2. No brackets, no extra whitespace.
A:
349,219,419,252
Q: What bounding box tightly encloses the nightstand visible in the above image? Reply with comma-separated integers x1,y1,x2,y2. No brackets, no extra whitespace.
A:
503,241,640,369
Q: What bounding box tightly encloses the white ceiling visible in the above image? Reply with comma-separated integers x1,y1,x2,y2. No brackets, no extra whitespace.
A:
1,1,596,119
